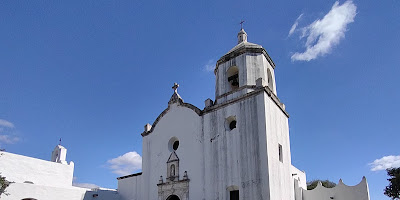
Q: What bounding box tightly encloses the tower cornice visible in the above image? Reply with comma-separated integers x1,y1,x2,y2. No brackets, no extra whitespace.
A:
215,43,276,74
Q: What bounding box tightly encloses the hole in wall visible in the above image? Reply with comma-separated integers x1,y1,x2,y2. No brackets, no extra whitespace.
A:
168,137,180,152
226,116,237,131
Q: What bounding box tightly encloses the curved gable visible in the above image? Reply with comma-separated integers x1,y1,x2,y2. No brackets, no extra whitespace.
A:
141,102,203,137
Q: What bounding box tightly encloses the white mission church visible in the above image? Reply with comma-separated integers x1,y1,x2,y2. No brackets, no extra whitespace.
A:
0,29,370,200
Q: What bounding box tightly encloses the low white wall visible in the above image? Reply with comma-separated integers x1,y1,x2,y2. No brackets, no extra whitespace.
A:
0,151,74,188
118,174,142,200
291,165,307,189
302,177,370,200
0,182,88,200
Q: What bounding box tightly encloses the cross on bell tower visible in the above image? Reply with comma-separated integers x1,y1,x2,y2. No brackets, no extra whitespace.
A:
240,20,245,29
237,22,248,44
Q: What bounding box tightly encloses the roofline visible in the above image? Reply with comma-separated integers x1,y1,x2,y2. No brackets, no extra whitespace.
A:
117,172,143,180
141,102,202,137
215,45,276,74
141,85,288,137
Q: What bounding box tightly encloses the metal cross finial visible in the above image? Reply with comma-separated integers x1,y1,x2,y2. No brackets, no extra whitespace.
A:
172,83,179,92
59,138,62,145
240,20,245,29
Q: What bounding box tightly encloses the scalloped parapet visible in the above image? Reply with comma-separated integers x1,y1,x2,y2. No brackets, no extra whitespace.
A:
301,177,370,200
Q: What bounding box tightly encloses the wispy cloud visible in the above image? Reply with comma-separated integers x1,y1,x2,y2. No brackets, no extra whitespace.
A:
204,59,215,72
107,151,142,176
73,182,100,189
0,135,20,144
369,155,400,171
0,119,19,146
72,177,100,189
290,1,357,61
0,119,14,128
288,14,303,37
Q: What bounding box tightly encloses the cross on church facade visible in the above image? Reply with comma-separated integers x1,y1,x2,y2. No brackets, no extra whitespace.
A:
172,83,179,92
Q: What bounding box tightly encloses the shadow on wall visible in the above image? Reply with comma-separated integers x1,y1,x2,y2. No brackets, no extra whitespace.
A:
82,189,120,200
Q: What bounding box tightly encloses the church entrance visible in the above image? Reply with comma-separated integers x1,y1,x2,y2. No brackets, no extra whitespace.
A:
166,195,180,200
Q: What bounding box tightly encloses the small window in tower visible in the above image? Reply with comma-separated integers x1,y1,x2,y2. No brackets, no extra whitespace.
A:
278,144,283,162
227,66,239,90
230,190,239,200
225,116,237,131
229,120,237,130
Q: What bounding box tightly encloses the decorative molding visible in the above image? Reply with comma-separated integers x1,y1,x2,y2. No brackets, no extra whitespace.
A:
215,46,276,73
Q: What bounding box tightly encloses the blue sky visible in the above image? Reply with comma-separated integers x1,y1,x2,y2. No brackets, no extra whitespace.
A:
0,0,399,199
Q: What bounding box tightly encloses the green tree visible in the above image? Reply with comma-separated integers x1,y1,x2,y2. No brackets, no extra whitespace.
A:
307,179,336,190
385,167,400,199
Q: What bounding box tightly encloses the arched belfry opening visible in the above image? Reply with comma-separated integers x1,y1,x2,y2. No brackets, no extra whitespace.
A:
227,66,239,90
166,195,180,200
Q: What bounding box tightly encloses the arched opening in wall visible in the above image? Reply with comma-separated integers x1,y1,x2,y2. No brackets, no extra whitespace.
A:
225,116,237,131
22,198,38,200
166,195,180,200
227,66,239,90
267,68,274,91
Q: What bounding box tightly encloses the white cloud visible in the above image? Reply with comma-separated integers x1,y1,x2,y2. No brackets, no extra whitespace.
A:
73,182,100,189
290,1,357,61
0,135,20,144
72,177,100,189
107,151,142,176
369,155,400,171
204,59,215,72
288,14,303,37
0,119,14,128
0,119,19,145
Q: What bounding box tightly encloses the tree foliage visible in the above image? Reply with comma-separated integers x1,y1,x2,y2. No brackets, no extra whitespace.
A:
307,179,336,190
0,174,11,196
385,167,400,199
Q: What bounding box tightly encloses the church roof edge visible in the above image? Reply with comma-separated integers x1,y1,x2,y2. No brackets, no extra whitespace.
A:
116,172,143,180
141,86,288,137
215,43,276,74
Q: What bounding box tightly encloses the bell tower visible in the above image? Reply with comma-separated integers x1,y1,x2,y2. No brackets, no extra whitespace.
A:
214,28,277,104
51,145,68,164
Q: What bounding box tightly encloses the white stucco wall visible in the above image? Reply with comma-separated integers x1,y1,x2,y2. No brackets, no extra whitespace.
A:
302,177,370,200
141,103,203,200
291,165,307,190
1,182,88,200
0,151,74,188
118,175,142,200
215,52,276,100
202,93,271,200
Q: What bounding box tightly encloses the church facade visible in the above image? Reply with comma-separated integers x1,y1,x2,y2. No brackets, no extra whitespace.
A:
116,29,370,200
0,29,370,200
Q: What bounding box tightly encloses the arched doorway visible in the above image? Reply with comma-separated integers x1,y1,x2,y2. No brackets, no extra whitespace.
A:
166,194,180,200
